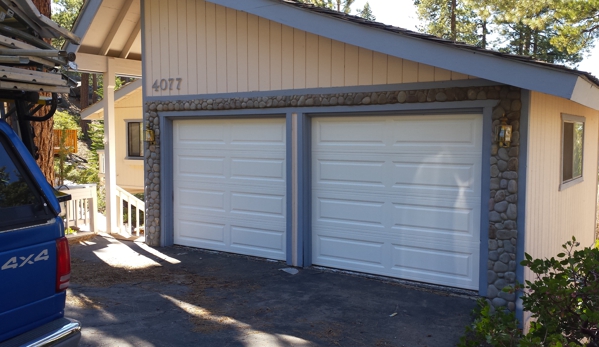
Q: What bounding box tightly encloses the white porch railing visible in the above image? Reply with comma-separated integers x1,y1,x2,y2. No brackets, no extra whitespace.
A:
58,184,98,233
116,186,145,236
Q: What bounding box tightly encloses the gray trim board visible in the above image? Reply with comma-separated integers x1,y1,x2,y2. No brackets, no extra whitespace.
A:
158,100,500,119
159,116,174,247
64,0,102,53
478,106,493,296
145,79,499,103
286,112,293,265
207,0,599,109
299,112,311,267
516,90,531,323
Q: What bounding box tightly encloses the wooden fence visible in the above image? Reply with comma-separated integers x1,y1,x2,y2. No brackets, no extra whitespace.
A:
53,129,78,155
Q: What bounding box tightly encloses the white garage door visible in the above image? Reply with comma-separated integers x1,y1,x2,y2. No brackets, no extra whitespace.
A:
312,114,482,289
173,118,286,260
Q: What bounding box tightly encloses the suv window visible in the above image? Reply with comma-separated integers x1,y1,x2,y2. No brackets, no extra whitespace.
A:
0,134,52,231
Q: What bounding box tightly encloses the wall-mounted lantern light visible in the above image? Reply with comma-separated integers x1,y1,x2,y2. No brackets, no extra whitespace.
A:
495,116,512,148
145,128,155,143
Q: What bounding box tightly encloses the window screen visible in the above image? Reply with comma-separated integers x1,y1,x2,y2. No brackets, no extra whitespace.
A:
562,116,584,184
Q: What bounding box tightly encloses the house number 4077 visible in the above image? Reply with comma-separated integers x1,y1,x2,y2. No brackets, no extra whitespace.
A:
152,78,182,91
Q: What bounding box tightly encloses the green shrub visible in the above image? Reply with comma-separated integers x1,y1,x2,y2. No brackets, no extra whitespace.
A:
459,237,599,347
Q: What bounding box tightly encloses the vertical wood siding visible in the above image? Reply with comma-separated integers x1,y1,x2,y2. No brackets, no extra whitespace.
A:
144,0,473,97
524,92,599,290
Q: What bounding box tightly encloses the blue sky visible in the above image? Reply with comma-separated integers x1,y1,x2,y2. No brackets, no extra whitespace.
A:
353,0,599,78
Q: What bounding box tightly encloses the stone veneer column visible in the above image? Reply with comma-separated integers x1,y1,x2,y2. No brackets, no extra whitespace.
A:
143,86,521,309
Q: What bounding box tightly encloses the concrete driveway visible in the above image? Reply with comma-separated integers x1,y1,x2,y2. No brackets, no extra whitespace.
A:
66,234,477,347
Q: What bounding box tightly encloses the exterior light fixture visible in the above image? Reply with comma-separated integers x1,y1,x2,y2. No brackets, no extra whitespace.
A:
495,116,512,148
145,129,155,142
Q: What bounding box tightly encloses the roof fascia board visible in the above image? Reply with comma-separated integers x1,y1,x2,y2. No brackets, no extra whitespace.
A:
208,0,580,103
570,77,599,110
64,0,103,53
75,53,142,77
81,79,142,120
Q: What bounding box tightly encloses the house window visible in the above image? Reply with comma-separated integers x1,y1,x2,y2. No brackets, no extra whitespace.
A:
127,121,144,158
561,114,584,189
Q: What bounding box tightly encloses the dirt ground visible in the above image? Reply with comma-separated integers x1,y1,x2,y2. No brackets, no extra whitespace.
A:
66,234,478,347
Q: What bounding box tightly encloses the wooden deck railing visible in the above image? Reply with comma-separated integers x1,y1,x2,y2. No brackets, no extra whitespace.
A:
116,186,145,236
53,129,78,156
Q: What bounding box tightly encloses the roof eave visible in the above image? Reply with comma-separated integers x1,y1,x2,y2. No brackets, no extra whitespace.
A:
64,0,103,53
81,79,142,120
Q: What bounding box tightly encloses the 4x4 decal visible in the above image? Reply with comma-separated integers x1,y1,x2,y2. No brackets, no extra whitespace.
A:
1,249,49,270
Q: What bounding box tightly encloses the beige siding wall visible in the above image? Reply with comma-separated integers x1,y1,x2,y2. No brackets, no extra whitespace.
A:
524,92,599,286
114,88,144,193
143,0,472,97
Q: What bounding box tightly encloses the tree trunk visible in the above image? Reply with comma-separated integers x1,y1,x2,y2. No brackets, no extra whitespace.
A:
31,0,54,185
450,0,457,41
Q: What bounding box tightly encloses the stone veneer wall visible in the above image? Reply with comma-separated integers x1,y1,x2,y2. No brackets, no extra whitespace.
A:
144,85,522,309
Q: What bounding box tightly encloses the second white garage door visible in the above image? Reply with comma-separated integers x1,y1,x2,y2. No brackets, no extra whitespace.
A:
173,118,286,260
312,114,482,290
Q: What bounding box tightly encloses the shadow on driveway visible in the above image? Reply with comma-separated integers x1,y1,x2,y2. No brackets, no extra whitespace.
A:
66,234,478,347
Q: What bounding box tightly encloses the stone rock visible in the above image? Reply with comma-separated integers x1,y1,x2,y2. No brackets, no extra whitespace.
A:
506,195,518,203
378,94,387,104
495,201,509,213
497,230,515,240
494,190,506,202
510,121,520,133
487,285,499,298
508,91,520,99
497,160,508,171
499,290,515,301
489,225,497,239
489,239,498,250
397,91,407,103
494,279,507,291
491,144,498,156
494,261,509,272
502,171,518,180
489,199,495,211
508,302,515,311
506,204,517,220
489,211,502,222
505,272,516,282
509,261,517,271
499,252,511,264
477,90,487,100
498,148,510,161
492,107,505,120
507,158,518,171
508,180,518,194
503,220,516,229
436,93,447,102
489,251,499,261
491,165,499,178
490,178,500,190
467,89,477,100
500,179,508,189
490,157,498,165
492,298,507,308
362,96,371,105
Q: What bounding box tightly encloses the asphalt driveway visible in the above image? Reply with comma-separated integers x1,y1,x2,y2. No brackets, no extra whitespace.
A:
66,234,478,347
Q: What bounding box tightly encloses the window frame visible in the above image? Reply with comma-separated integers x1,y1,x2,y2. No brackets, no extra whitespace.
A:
125,120,144,160
560,113,585,191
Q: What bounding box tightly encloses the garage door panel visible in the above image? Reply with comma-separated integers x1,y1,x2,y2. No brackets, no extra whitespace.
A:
230,225,285,252
392,162,477,191
390,116,480,147
177,220,226,244
316,235,386,267
230,192,285,218
231,158,285,182
312,114,481,290
177,155,226,178
174,118,286,260
392,203,473,235
230,121,286,145
315,119,387,146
